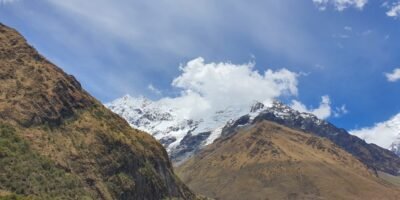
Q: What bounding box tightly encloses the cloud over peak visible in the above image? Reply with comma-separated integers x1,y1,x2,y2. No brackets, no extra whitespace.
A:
166,57,299,119
350,113,400,148
173,57,298,101
290,95,347,119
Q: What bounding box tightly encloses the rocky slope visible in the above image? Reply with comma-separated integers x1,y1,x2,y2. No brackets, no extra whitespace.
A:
0,23,197,200
177,121,400,200
221,101,400,175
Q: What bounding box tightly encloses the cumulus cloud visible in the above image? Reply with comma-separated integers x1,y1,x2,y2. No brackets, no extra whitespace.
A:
291,95,332,119
385,68,400,82
312,0,368,11
350,114,400,149
387,3,400,18
159,57,299,119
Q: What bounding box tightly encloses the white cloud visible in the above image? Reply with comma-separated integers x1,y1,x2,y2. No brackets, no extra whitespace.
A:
148,84,162,95
160,58,345,121
350,114,400,149
385,68,400,82
387,3,400,18
291,95,332,119
313,0,368,11
159,57,299,119
11,0,334,100
290,96,347,119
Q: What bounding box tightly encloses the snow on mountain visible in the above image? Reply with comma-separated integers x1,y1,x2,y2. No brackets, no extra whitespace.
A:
106,95,194,147
350,114,400,156
106,95,256,161
222,101,400,175
220,100,326,137
107,94,400,173
106,95,325,162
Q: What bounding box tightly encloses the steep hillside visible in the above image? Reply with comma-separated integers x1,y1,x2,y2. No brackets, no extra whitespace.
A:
221,101,400,175
0,23,197,200
177,121,400,200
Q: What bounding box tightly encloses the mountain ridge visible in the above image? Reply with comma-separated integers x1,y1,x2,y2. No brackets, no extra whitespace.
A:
177,121,400,200
221,101,400,175
0,22,198,200
108,95,400,175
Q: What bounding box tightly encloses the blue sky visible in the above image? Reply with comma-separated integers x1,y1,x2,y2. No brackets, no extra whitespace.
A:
1,0,400,130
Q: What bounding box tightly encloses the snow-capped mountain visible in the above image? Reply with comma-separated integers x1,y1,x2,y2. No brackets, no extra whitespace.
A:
220,101,400,175
351,114,400,156
221,101,325,136
106,95,400,174
106,95,255,162
106,95,326,163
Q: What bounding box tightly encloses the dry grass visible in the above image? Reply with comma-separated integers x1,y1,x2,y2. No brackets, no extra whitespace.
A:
177,121,400,200
0,23,196,200
378,171,400,187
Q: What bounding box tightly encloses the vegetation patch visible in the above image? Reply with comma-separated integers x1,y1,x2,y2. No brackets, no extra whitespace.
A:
0,124,90,200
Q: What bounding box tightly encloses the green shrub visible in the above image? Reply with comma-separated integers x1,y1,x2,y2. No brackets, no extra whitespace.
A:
0,124,91,199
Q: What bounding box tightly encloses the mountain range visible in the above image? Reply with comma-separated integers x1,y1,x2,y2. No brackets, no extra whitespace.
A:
107,96,400,176
177,121,400,199
3,21,400,200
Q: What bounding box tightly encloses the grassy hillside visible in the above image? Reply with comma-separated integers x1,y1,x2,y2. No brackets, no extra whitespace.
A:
0,124,90,199
177,121,400,200
0,23,197,200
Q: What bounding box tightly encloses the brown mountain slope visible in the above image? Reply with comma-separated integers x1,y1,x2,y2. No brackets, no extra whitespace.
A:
177,121,400,200
0,23,198,200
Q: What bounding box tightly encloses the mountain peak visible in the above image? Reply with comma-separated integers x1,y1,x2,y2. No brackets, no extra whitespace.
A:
107,97,324,163
249,101,265,113
122,94,132,100
0,23,94,127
